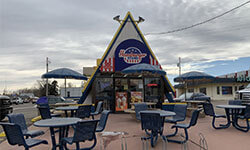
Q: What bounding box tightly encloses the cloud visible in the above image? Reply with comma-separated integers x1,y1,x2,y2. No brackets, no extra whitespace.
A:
1,0,250,93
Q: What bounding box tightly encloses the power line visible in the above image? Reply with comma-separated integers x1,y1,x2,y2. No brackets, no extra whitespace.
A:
145,0,250,35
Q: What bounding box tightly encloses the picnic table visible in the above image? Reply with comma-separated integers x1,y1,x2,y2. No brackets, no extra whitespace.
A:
216,104,246,131
34,117,81,150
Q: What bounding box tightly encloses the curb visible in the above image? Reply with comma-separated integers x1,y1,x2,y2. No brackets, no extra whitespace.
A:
0,132,5,138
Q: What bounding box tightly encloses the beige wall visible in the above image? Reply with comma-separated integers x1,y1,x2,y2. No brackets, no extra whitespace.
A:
176,82,249,101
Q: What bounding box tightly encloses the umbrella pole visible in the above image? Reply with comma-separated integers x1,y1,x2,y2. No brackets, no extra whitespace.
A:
185,82,187,100
65,78,67,97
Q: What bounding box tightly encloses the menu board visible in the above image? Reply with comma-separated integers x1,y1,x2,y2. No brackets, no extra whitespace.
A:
115,92,128,111
131,91,143,103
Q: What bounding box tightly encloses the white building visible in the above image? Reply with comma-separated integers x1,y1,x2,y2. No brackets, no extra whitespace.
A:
60,87,82,98
175,69,250,101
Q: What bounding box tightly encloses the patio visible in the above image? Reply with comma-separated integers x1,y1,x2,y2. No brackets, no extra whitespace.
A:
1,110,250,150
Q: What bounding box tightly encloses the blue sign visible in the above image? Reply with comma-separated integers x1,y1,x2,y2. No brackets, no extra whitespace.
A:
115,39,151,71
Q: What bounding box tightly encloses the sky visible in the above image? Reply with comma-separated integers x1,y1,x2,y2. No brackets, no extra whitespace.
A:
1,0,250,94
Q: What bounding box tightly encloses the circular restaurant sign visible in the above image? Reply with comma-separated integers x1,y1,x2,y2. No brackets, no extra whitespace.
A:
115,39,150,71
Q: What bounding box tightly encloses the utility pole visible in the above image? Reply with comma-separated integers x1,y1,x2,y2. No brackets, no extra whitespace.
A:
177,57,181,76
177,57,185,99
46,57,49,96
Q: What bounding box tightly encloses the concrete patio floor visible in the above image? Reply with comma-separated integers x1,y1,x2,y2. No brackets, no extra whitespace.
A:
1,111,250,150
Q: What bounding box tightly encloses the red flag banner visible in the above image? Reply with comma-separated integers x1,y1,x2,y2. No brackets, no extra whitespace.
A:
149,55,162,70
100,57,115,72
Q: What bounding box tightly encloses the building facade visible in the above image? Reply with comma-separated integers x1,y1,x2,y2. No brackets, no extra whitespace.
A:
79,12,175,112
175,70,250,101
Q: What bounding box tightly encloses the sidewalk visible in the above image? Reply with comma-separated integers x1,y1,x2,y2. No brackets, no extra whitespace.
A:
1,112,250,150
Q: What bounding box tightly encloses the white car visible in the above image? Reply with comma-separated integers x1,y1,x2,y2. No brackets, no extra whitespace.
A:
236,84,250,101
11,97,24,104
31,97,39,104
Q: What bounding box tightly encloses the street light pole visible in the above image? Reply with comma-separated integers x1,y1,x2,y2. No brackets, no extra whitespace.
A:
46,57,49,96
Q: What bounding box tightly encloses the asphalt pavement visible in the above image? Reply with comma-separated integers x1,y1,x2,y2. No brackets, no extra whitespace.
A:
0,102,38,135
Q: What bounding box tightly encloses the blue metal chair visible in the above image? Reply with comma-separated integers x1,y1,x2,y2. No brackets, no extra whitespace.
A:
7,113,44,139
168,109,201,144
228,100,244,117
165,104,187,137
96,110,111,132
61,120,99,150
164,104,187,123
0,122,48,150
75,105,92,119
203,103,227,129
140,112,165,147
37,104,60,119
91,101,103,119
134,103,148,120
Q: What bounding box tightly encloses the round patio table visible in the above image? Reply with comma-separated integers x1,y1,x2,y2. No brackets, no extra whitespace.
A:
216,105,246,131
140,110,175,147
140,110,176,117
55,106,79,117
34,117,81,150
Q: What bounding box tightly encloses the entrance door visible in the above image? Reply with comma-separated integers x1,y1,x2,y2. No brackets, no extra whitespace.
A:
144,77,161,103
115,78,128,111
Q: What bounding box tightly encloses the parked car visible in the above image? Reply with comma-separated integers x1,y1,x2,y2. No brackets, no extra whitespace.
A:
174,92,211,102
31,97,39,104
23,98,30,103
11,97,24,104
0,95,13,120
235,84,250,104
47,96,74,104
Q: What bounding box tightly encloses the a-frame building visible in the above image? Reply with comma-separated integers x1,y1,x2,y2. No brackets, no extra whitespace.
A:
79,12,175,112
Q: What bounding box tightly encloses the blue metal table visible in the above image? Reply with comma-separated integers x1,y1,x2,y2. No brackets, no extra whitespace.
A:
140,110,176,117
140,110,176,147
216,105,246,130
55,106,79,117
34,117,81,150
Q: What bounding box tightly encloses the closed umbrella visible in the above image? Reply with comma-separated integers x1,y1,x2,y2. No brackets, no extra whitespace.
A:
41,68,88,97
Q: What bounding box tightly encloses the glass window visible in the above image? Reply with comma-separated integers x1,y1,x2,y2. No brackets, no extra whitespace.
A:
130,79,143,92
144,78,161,102
188,89,194,93
95,78,113,99
199,88,207,94
217,86,220,95
115,79,128,92
222,86,232,95
239,85,245,90
234,86,237,92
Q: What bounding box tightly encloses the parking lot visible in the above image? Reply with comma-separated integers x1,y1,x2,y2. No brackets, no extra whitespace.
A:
0,102,38,135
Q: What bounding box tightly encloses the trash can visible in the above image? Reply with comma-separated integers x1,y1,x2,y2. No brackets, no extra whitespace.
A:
0,95,13,120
